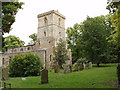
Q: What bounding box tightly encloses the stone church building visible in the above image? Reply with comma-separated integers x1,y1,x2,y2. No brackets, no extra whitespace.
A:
1,10,72,69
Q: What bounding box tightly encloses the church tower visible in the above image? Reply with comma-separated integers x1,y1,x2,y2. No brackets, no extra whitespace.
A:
37,10,66,47
36,10,71,69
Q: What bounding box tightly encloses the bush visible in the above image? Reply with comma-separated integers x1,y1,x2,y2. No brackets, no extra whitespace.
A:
117,64,120,85
9,52,42,77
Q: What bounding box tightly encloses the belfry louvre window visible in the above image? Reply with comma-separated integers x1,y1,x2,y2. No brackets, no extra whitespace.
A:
44,17,48,25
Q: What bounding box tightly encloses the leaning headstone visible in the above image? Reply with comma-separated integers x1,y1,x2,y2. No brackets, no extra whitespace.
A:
2,68,9,80
41,69,48,84
88,62,92,69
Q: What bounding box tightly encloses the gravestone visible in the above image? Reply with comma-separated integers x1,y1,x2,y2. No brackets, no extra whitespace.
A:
83,63,85,70
75,64,78,71
41,69,48,84
63,64,71,73
88,62,92,69
53,63,59,73
80,63,84,71
69,65,72,72
85,63,89,69
2,68,9,80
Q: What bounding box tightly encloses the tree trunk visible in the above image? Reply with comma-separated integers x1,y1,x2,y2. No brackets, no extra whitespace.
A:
97,63,100,67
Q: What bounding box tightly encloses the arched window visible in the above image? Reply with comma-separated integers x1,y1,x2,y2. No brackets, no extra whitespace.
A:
20,48,23,52
9,56,12,64
27,47,31,50
44,31,46,36
2,58,4,64
39,42,40,45
44,17,48,25
58,18,61,26
59,32,61,37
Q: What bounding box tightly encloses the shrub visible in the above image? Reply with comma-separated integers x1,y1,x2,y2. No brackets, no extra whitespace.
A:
117,64,120,85
9,52,42,77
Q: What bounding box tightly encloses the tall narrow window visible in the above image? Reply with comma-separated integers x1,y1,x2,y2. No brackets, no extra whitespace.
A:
58,18,61,26
44,17,48,25
44,31,46,36
50,55,52,61
9,56,12,64
39,42,40,45
2,58,4,64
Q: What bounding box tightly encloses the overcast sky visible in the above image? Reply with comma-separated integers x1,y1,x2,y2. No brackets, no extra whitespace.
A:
4,0,109,45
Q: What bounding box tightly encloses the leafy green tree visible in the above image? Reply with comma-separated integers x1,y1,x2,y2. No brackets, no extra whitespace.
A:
107,3,120,62
9,52,42,77
66,23,82,63
81,16,113,67
2,1,24,34
28,33,37,45
67,15,113,66
1,1,24,52
3,35,25,52
53,38,69,69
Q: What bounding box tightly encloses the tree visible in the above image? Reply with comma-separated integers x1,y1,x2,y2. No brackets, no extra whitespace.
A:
107,2,120,62
66,23,82,63
2,1,24,34
53,38,69,69
1,1,24,52
28,33,37,45
67,15,113,66
9,52,42,77
81,16,113,67
2,35,25,52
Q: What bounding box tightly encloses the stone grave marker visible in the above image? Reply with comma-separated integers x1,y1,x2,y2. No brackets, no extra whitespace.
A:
54,64,59,73
63,64,71,73
88,62,92,69
80,63,84,71
75,64,78,71
83,63,85,70
85,63,89,69
69,65,72,72
41,69,48,84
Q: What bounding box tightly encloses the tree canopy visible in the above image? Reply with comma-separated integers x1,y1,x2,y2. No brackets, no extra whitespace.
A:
3,35,24,52
53,38,69,68
107,2,120,62
9,52,42,77
28,33,37,45
2,1,24,34
67,15,113,66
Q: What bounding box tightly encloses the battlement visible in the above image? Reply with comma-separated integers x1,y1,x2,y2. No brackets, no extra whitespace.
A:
37,10,65,19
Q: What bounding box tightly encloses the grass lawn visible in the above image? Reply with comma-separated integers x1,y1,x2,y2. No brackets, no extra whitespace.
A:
4,63,119,88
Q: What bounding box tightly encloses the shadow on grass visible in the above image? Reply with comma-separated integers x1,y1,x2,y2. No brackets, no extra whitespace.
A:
93,63,118,68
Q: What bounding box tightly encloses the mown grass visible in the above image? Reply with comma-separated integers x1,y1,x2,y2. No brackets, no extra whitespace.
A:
4,63,119,88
